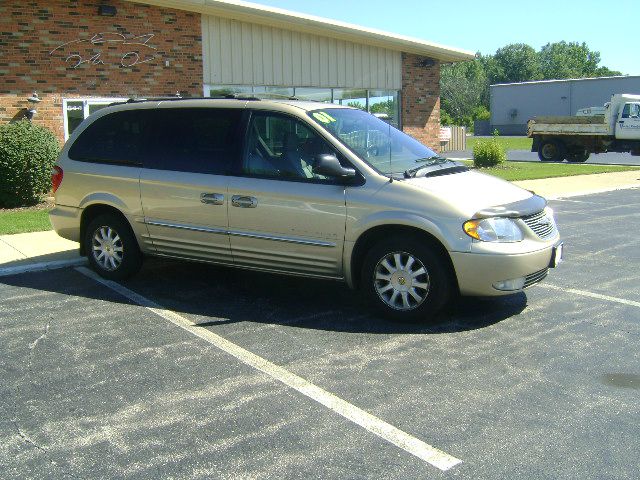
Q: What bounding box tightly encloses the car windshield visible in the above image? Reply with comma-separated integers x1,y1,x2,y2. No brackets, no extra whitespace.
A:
308,108,438,176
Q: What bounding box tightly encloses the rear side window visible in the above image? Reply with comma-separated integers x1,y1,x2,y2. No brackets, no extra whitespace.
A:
68,110,151,166
146,108,243,174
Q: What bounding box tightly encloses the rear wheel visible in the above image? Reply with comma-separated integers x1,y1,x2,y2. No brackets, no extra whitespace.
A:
361,237,452,322
538,139,566,162
85,213,142,280
566,149,590,163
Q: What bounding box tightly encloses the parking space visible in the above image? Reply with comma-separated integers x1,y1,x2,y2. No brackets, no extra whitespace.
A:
1,189,638,479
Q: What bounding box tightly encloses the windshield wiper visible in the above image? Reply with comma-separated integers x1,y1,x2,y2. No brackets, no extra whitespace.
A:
403,156,450,178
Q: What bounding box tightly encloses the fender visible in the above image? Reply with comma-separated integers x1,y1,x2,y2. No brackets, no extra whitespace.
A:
343,210,457,289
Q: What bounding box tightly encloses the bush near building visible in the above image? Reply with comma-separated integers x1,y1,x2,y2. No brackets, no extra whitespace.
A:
0,121,60,208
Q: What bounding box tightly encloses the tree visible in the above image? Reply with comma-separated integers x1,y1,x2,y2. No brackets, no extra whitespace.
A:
440,57,488,127
491,43,541,84
538,41,614,79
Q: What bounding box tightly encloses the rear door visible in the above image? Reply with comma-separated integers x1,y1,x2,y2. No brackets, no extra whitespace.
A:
226,111,349,277
140,107,243,264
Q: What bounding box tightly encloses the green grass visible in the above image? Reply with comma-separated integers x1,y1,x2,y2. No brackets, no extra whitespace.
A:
461,160,640,181
467,136,532,151
0,208,52,235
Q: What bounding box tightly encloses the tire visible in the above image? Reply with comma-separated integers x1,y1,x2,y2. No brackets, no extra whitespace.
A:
538,139,566,162
566,149,590,163
361,236,453,322
85,213,143,280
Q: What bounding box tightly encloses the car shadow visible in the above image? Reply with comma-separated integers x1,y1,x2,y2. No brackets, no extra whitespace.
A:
1,258,528,335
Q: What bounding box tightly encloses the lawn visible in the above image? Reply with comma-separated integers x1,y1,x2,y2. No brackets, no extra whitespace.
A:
460,160,640,182
466,136,533,151
0,207,52,235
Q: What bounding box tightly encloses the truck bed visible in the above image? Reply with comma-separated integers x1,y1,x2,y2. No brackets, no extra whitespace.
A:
528,116,610,136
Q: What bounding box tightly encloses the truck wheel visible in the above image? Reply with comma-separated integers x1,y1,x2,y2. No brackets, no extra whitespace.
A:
566,149,590,163
538,139,566,162
361,236,452,322
85,213,143,280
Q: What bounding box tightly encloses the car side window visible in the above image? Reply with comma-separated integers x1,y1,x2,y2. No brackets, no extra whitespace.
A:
243,113,340,182
68,110,151,166
630,104,640,118
147,108,243,174
621,104,631,119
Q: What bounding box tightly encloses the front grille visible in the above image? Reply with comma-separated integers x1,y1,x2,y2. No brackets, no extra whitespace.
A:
522,210,557,239
524,268,549,288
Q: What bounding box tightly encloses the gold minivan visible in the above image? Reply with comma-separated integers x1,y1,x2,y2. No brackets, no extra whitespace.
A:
50,98,562,321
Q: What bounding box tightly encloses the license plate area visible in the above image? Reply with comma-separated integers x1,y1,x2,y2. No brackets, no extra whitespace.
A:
550,243,564,268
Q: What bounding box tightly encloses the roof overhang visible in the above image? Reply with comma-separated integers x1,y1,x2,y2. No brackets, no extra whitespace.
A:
128,0,475,62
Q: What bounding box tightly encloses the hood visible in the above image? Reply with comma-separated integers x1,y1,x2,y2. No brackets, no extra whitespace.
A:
403,170,534,217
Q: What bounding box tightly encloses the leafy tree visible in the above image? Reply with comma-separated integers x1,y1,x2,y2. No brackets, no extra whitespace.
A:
440,57,488,127
539,41,615,79
491,43,541,84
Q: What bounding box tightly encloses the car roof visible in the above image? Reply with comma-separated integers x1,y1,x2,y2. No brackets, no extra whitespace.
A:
107,97,354,113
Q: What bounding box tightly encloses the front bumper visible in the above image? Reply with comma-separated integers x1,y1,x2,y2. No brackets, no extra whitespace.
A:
451,243,559,297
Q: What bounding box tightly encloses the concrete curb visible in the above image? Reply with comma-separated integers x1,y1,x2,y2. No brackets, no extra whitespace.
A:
0,258,86,277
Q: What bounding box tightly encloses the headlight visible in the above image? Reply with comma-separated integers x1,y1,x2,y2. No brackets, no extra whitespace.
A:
463,217,523,242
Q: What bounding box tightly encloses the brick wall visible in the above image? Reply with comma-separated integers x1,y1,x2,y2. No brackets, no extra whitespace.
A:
0,0,202,143
401,53,441,151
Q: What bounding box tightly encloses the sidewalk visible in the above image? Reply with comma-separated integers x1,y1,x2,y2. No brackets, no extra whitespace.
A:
0,230,83,275
0,170,638,274
513,170,640,199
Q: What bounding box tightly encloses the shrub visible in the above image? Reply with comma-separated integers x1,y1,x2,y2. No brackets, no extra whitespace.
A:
0,121,60,208
472,105,491,121
473,137,506,167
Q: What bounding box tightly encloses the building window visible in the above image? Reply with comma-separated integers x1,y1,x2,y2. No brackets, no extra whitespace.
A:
332,89,367,111
204,85,401,128
294,88,332,102
63,98,127,140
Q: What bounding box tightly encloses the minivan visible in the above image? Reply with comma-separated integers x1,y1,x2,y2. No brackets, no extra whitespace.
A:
50,98,562,321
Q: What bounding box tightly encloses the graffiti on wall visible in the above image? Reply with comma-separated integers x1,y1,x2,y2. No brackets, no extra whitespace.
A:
49,32,158,68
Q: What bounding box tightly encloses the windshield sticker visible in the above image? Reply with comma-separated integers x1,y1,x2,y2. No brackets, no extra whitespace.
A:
312,112,337,123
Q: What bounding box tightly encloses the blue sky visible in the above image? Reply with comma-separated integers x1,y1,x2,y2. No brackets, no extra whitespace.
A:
251,0,639,75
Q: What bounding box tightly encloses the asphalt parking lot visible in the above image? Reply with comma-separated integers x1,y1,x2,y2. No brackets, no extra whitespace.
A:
1,189,639,479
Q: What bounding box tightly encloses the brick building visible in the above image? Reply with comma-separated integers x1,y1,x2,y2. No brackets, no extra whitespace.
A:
0,0,473,147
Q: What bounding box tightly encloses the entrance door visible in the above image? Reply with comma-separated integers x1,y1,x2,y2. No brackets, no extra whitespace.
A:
227,112,349,277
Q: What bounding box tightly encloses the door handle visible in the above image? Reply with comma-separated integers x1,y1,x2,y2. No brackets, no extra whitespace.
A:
231,195,258,208
200,193,224,205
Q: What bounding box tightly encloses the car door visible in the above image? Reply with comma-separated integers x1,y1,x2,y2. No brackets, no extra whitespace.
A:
139,107,243,264
226,111,350,277
617,103,640,140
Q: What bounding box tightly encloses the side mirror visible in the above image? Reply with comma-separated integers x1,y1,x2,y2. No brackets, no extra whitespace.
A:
312,154,356,179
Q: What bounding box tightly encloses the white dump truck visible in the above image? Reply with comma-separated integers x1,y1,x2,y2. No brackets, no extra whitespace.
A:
528,93,640,162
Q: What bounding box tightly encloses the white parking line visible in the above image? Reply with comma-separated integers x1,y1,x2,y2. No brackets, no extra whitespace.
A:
539,284,640,308
75,266,461,471
0,258,86,277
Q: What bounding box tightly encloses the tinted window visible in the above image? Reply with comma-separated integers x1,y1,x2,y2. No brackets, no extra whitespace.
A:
69,110,151,165
243,113,339,182
147,108,242,174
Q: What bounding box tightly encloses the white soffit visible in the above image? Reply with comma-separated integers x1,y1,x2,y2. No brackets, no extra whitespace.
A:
128,0,475,62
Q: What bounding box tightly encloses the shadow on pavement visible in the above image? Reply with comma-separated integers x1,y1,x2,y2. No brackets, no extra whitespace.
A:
1,258,528,335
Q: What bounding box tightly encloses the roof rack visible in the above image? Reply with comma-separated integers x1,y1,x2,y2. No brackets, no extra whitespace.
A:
107,95,264,107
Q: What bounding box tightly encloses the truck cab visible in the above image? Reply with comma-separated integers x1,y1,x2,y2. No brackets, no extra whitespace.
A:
613,95,640,140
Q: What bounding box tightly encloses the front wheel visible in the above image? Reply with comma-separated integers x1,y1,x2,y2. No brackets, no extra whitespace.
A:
361,237,453,322
85,214,143,280
538,139,566,162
